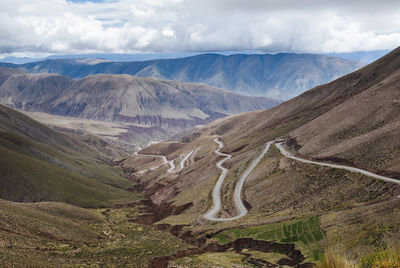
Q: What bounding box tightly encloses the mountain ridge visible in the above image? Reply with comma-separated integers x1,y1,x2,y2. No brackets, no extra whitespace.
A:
0,70,279,137
0,53,364,100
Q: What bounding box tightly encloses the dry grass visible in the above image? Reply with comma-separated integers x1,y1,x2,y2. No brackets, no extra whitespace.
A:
360,249,400,268
316,249,400,268
316,250,355,268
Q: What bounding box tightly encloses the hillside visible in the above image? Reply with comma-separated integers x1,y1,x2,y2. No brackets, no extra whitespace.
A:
0,67,25,85
0,103,138,207
222,45,400,173
0,71,74,110
0,53,364,100
120,46,400,266
0,98,194,267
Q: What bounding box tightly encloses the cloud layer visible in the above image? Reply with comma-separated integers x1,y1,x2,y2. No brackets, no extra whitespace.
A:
1,0,400,57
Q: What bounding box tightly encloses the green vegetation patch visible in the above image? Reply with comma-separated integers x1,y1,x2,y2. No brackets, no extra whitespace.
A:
214,216,324,262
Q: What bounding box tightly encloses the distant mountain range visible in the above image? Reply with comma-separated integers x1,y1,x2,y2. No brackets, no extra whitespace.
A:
325,49,391,64
0,52,202,64
1,49,389,64
0,53,364,100
0,68,278,131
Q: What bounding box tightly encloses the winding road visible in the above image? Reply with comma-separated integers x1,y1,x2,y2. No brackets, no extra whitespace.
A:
204,138,400,222
134,142,195,174
275,142,400,186
134,147,175,174
203,138,273,222
176,151,194,172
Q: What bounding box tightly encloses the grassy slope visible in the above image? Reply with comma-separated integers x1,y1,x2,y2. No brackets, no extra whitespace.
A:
0,104,138,207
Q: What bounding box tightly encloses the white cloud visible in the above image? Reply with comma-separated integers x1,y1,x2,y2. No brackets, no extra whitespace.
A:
0,0,400,57
162,27,175,37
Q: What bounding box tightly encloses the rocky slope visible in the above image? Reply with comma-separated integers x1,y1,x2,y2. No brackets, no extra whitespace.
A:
48,74,279,128
0,53,364,100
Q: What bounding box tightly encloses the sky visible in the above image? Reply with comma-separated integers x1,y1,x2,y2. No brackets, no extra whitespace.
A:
1,0,400,58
